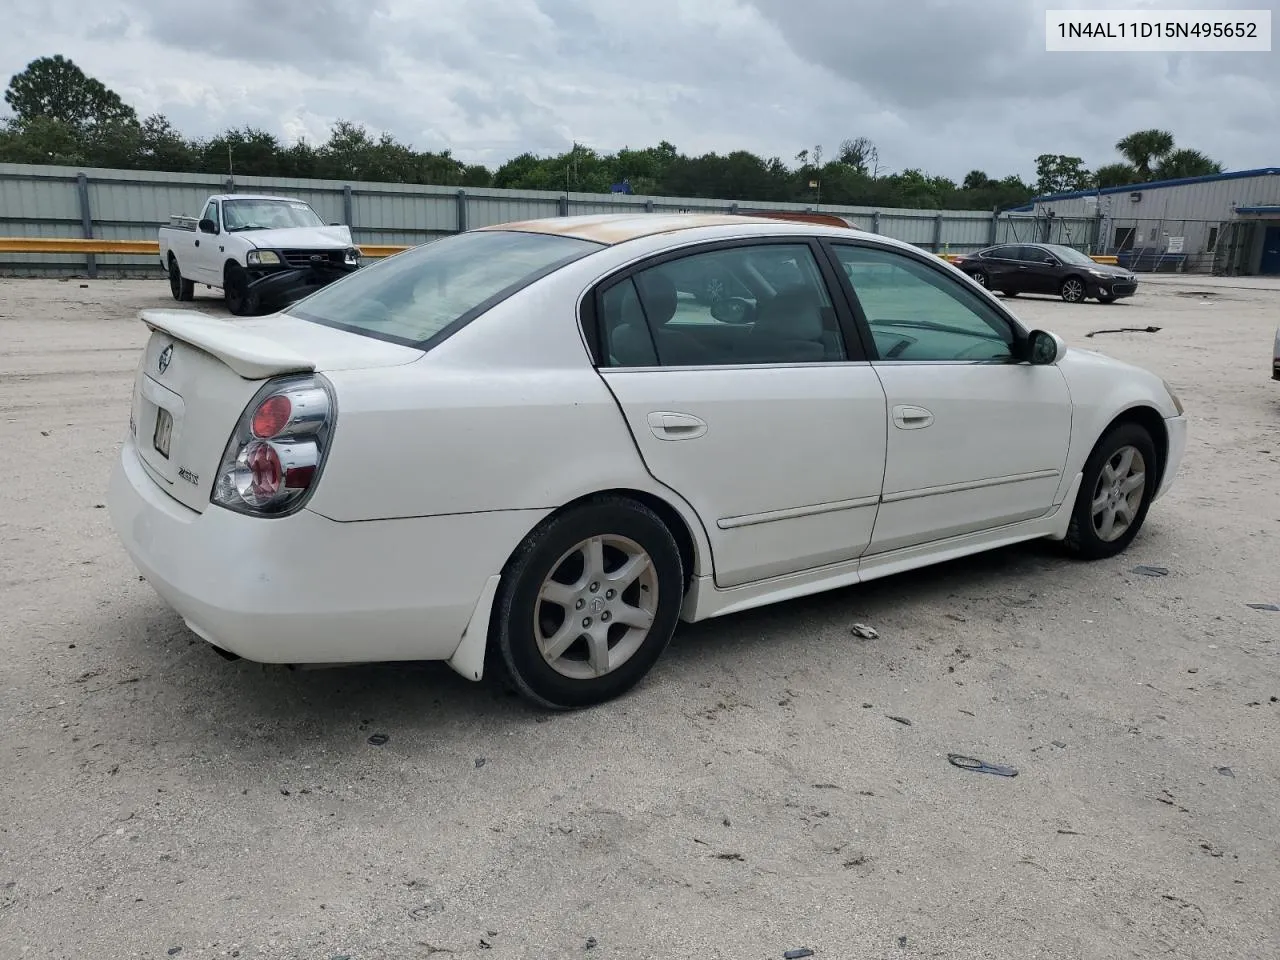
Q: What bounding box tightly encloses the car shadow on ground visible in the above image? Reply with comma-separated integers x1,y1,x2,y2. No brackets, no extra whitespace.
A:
101,538,1068,750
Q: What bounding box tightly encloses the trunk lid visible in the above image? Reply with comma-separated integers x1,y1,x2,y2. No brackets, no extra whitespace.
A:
130,310,422,512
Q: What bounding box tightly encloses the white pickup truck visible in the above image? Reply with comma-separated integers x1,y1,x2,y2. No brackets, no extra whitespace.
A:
158,194,362,315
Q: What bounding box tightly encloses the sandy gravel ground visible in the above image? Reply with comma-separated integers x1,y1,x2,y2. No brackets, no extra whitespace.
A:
1,274,1278,960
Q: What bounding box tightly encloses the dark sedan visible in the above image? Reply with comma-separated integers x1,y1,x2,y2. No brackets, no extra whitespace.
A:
952,243,1139,304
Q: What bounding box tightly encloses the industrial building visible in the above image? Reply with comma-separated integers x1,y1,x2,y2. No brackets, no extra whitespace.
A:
1013,167,1280,275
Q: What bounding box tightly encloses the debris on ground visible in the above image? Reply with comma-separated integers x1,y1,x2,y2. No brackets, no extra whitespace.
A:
367,733,389,746
409,900,445,920
783,949,815,959
475,758,486,768
1217,766,1235,777
886,715,912,726
850,623,879,640
1085,325,1162,338
1132,565,1170,577
947,753,1018,777
585,936,598,950
1246,603,1279,612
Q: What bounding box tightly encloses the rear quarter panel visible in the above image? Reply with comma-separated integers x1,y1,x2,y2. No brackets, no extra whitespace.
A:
301,276,715,574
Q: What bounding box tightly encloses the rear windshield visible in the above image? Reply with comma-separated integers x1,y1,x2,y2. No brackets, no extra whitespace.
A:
289,230,603,346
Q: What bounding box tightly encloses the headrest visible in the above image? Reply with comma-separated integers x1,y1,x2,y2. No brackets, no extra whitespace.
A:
634,270,679,326
753,286,824,340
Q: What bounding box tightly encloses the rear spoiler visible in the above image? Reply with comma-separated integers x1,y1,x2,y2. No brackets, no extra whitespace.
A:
140,309,315,380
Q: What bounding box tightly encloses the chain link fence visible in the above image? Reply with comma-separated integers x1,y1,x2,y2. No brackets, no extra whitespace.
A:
989,214,1228,273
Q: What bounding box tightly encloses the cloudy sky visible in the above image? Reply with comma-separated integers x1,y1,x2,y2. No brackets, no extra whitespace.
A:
2,0,1278,181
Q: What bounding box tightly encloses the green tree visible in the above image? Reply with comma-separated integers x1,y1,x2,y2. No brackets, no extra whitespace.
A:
492,151,544,189
4,55,136,132
1114,129,1175,178
136,115,196,171
1153,147,1223,180
1093,162,1139,188
0,115,84,164
1034,154,1091,195
962,170,993,191
199,127,283,176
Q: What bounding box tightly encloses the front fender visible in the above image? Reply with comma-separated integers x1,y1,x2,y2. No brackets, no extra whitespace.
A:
1052,347,1180,501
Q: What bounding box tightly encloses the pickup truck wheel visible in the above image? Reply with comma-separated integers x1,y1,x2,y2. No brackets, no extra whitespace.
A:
167,257,194,302
224,263,259,316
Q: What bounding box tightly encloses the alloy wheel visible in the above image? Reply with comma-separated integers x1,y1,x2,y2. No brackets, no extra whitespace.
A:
1090,445,1146,542
534,534,659,680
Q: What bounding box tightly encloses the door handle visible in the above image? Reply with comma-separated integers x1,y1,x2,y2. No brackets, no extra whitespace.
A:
646,411,708,440
892,405,934,429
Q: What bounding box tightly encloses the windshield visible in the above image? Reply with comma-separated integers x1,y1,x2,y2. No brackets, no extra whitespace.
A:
222,199,326,232
289,230,603,346
1045,244,1097,266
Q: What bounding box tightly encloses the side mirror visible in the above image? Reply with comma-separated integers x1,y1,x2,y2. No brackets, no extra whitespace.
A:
710,298,752,324
1027,329,1067,365
198,218,218,234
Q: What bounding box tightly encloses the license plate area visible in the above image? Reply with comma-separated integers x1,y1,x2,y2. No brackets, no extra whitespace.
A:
153,407,174,459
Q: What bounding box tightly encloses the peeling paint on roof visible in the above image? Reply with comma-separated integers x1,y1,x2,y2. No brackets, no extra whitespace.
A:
475,213,778,245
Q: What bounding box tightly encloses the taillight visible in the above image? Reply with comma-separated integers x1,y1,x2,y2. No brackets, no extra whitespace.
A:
212,374,335,517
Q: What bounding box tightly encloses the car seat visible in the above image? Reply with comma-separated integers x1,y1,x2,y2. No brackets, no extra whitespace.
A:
744,286,836,362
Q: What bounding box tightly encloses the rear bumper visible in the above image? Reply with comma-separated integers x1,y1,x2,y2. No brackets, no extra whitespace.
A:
107,436,543,664
1155,414,1188,501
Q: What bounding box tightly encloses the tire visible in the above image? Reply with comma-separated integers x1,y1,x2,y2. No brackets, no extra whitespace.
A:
1060,276,1087,303
1097,293,1116,304
490,496,685,710
1000,290,1018,298
168,257,194,302
971,270,989,288
1064,422,1159,560
224,262,259,316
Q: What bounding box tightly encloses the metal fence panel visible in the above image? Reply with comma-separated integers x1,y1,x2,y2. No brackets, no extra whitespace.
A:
3,160,1173,277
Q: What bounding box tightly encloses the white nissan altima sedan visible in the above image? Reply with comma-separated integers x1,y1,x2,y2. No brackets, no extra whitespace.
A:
108,214,1188,709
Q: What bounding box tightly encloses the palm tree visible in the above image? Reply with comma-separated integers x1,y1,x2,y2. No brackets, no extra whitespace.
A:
1154,148,1224,180
1094,162,1140,188
1115,129,1175,178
